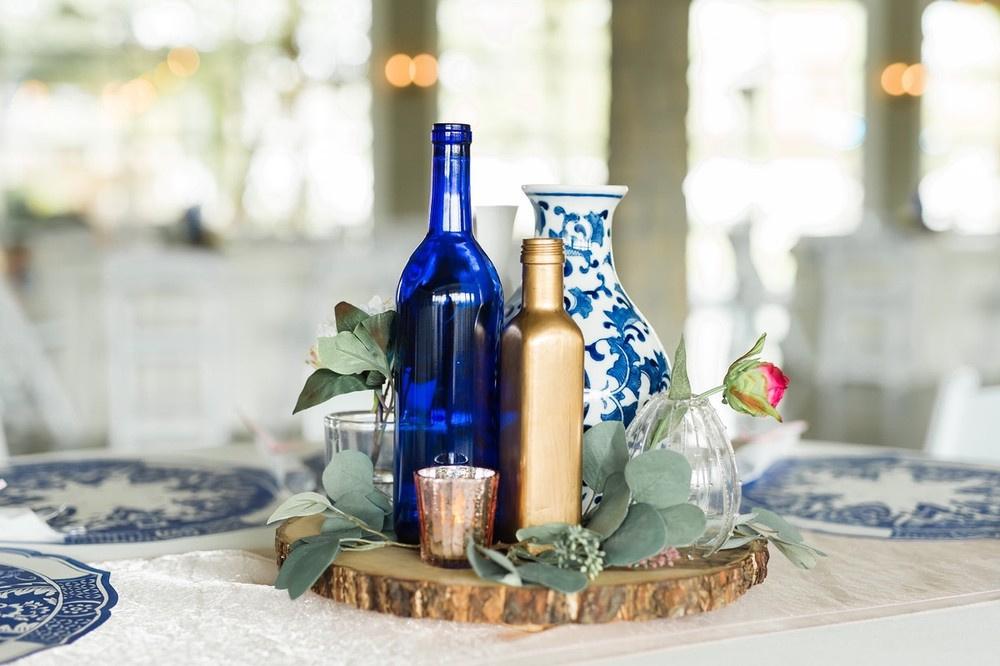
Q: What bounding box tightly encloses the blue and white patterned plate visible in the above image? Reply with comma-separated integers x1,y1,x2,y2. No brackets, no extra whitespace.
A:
742,455,1000,539
303,452,325,485
0,458,278,545
0,547,118,664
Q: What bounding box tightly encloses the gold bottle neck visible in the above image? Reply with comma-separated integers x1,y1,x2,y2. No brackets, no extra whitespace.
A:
519,238,565,311
521,262,564,311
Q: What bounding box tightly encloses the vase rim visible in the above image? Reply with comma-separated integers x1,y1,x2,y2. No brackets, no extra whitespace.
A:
522,184,628,199
323,410,394,425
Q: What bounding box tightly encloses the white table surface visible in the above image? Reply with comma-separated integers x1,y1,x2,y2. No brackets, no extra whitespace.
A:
3,442,998,665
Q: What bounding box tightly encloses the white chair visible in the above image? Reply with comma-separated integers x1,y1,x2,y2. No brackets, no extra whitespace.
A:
104,248,233,452
925,366,1000,464
0,278,83,452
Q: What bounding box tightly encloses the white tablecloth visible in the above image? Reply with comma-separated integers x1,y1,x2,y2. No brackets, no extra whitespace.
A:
15,536,1000,665
7,443,1000,665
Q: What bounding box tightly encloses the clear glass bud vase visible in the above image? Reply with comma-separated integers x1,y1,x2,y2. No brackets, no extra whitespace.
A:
625,395,740,555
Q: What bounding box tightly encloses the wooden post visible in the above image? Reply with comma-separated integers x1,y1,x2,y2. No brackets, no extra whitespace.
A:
608,0,690,347
863,0,924,229
371,0,437,224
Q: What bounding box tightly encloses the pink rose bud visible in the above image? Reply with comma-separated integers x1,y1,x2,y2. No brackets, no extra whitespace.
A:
723,361,790,422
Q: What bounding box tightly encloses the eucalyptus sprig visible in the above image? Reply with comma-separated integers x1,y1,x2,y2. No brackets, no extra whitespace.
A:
467,421,709,593
294,299,396,467
268,450,415,599
721,509,827,569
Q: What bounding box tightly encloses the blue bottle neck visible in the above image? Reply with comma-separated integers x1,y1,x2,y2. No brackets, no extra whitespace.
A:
427,142,472,235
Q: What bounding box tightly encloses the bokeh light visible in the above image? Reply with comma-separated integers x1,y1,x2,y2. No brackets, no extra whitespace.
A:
412,53,438,87
901,63,926,96
881,62,908,96
167,47,201,77
120,78,157,114
385,53,413,87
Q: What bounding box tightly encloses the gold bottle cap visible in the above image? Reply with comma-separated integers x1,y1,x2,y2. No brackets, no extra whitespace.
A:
521,237,564,265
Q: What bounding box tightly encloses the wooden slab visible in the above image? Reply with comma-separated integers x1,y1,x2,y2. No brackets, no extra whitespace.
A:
275,515,768,626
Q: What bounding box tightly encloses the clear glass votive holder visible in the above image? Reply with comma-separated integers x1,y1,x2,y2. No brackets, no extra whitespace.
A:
324,411,394,497
414,466,498,568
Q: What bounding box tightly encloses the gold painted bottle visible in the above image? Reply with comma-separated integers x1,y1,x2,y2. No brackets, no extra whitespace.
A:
497,238,584,542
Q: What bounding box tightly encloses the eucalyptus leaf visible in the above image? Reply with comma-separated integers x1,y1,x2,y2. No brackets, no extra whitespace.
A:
322,450,375,500
292,369,367,414
266,491,333,524
466,541,522,587
320,515,357,533
771,540,819,569
516,562,589,594
748,508,803,544
659,503,707,547
320,331,389,376
331,491,384,529
666,336,692,400
298,531,343,545
624,449,692,509
760,530,827,556
507,544,546,563
585,472,631,538
582,421,629,493
365,489,392,514
334,301,368,333
719,535,758,550
601,503,668,566
276,537,341,599
722,509,826,567
516,522,572,544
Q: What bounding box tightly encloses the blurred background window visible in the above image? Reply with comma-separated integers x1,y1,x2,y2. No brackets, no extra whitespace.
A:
919,0,1000,234
684,0,866,388
0,0,374,238
2,0,999,455
436,0,611,206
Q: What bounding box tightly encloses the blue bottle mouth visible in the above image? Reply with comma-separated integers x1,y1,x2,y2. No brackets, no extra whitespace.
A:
432,123,472,144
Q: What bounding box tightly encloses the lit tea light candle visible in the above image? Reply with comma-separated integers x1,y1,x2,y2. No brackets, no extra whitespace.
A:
414,466,498,568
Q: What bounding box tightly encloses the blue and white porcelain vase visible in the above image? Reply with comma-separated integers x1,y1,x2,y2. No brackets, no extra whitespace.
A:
517,185,670,427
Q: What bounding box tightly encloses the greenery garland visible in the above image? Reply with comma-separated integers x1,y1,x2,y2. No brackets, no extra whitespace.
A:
270,422,824,598
272,325,822,598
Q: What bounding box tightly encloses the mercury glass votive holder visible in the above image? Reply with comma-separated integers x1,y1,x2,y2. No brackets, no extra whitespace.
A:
414,466,498,568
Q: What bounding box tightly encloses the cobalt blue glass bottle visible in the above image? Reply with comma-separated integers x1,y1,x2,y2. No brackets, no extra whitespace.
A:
393,123,504,543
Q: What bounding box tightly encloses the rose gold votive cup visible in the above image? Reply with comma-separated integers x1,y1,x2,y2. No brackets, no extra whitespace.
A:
414,466,498,568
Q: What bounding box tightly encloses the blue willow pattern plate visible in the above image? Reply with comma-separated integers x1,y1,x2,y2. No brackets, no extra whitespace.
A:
0,548,118,664
742,455,1000,539
0,459,278,544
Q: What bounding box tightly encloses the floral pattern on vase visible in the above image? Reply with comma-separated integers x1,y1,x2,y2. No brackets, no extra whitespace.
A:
513,185,670,427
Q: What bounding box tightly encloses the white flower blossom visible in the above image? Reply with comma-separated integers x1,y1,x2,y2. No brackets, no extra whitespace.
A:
365,295,394,315
316,308,338,338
